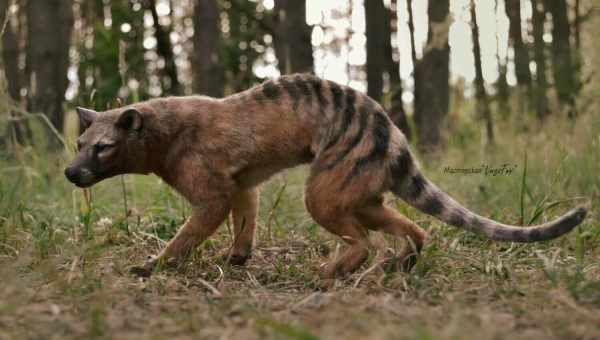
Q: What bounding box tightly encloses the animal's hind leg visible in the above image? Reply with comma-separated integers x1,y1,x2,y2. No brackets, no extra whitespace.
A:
305,184,370,286
228,187,259,265
318,216,370,281
357,197,427,272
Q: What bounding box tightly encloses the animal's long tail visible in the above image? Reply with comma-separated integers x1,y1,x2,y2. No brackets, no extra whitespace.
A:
390,151,587,242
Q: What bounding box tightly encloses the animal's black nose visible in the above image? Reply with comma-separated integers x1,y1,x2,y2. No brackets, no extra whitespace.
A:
64,167,80,183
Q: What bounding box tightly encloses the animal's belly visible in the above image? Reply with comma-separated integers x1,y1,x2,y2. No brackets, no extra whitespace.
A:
234,152,313,189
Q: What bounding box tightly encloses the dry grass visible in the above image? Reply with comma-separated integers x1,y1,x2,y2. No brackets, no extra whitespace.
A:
1,209,599,340
2,31,600,336
1,107,600,339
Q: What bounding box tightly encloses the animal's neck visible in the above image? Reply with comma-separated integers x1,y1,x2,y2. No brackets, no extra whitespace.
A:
139,106,185,179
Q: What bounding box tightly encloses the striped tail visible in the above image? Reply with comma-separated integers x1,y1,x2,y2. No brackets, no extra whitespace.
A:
390,151,587,242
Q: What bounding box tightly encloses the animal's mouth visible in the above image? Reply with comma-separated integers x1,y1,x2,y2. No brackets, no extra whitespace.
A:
72,179,96,188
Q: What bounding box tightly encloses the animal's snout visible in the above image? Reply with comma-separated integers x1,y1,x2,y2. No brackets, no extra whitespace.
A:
64,166,96,187
64,166,81,184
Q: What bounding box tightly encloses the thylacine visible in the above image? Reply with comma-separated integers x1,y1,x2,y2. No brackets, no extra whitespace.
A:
65,73,587,282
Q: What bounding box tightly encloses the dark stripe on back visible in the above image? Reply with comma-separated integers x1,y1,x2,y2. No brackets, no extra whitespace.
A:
307,77,328,114
280,77,300,111
366,112,390,159
344,112,391,183
329,81,345,114
262,80,281,100
294,74,313,105
323,88,356,151
323,100,369,170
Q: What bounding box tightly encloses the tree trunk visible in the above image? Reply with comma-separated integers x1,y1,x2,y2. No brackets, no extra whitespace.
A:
77,0,119,109
365,0,385,102
385,0,410,139
406,0,417,69
494,0,510,118
470,0,494,145
573,0,582,93
495,63,510,116
531,0,548,121
1,0,20,101
414,0,450,153
145,0,180,95
273,0,313,74
505,0,532,124
20,0,29,94
574,0,581,50
545,0,577,116
26,0,73,141
505,0,532,90
125,0,149,100
0,0,31,146
406,0,417,116
192,0,224,97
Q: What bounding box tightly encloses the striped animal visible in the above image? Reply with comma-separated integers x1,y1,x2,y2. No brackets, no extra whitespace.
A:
65,73,587,284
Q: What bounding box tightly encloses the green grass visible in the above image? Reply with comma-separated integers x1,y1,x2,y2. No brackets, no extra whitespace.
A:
0,106,599,339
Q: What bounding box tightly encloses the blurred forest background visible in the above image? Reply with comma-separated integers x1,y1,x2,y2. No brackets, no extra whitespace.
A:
1,1,600,339
0,0,594,152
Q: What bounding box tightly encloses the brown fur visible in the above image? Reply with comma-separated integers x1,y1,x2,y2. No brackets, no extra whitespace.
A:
66,74,586,285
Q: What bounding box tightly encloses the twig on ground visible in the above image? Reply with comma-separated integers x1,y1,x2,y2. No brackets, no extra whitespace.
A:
197,277,223,298
353,254,386,289
136,231,167,246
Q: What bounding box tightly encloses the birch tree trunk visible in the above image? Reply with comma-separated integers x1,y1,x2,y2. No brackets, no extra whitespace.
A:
414,0,450,153
531,0,549,120
470,0,494,145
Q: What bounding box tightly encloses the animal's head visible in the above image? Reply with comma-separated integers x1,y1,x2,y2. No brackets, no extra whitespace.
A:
64,106,151,188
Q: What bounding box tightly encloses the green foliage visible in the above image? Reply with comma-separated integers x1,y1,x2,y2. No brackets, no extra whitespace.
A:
73,0,274,107
258,319,319,340
219,0,274,92
77,0,147,109
1,76,599,340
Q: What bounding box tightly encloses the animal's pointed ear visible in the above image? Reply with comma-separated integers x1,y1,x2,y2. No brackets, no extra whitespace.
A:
76,107,98,131
116,108,143,131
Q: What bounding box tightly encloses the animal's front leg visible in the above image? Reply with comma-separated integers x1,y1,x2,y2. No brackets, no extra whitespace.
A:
131,198,231,277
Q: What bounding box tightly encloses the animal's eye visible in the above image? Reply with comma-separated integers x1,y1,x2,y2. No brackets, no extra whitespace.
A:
76,141,83,151
94,143,114,153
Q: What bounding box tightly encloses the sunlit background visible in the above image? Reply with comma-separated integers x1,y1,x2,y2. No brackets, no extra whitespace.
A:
58,0,532,103
303,0,515,100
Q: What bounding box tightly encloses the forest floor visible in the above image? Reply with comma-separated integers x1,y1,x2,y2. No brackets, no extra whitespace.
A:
1,112,600,340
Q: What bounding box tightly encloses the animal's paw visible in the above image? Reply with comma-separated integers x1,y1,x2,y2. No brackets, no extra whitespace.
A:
382,252,419,273
228,252,251,266
130,256,157,278
130,265,153,278
400,253,418,272
317,278,335,291
222,248,251,266
317,262,337,291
